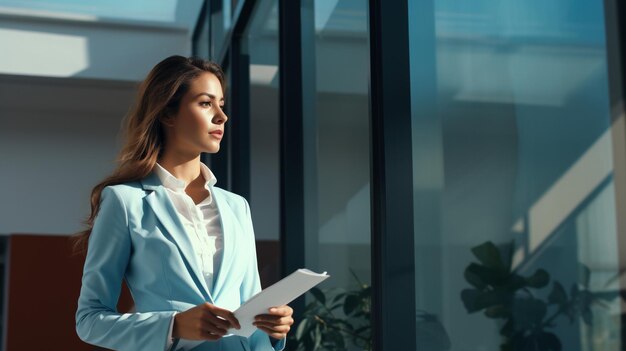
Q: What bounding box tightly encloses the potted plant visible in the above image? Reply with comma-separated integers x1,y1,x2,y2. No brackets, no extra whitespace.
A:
461,241,618,350
288,270,451,350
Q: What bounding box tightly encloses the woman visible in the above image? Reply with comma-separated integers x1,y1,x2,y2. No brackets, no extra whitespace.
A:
72,55,293,351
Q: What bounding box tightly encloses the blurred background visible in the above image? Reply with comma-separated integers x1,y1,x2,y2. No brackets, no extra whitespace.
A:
1,0,626,350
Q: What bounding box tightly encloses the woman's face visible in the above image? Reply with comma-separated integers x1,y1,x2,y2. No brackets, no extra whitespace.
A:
163,71,228,156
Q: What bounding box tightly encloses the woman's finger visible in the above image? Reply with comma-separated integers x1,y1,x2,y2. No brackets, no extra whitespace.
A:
204,303,241,329
254,315,293,326
203,311,231,330
197,321,226,341
268,305,293,316
256,325,288,339
200,318,227,335
253,321,291,333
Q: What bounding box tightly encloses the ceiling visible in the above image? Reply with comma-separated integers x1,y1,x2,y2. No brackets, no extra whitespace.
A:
0,0,204,32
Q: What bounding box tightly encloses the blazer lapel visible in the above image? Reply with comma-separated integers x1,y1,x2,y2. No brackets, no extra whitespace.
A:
209,184,240,301
140,170,214,302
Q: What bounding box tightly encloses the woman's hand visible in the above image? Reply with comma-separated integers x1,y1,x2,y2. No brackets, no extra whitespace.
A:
253,305,294,340
172,302,241,341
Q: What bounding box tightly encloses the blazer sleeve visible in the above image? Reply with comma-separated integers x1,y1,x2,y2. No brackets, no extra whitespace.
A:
239,197,287,351
75,186,177,351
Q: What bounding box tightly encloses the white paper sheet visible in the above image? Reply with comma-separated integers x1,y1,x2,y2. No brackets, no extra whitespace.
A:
227,268,330,337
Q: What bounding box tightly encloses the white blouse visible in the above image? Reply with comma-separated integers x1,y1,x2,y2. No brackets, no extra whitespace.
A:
153,162,224,350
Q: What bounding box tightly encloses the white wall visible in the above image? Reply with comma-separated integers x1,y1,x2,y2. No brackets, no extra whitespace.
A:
0,5,199,236
0,8,191,81
0,74,137,235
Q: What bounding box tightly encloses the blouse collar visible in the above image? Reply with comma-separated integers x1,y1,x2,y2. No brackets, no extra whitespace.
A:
153,161,217,193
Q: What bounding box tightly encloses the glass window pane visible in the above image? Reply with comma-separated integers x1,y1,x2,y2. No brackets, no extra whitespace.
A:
195,19,209,59
210,0,233,59
296,0,372,349
231,0,240,17
410,0,621,349
243,0,280,285
0,0,204,31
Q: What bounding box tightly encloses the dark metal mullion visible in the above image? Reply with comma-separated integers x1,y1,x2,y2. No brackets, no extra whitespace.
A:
191,0,208,57
278,0,306,326
605,0,626,110
217,0,258,68
207,0,212,60
194,0,212,168
208,31,230,189
368,0,416,350
300,0,319,274
208,16,230,190
211,0,257,190
209,0,223,59
229,38,251,199
603,0,626,347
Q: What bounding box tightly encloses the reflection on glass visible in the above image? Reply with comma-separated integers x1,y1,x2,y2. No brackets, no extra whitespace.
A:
290,0,371,350
231,0,240,17
0,0,203,27
195,19,209,59
410,0,620,349
210,0,233,59
242,0,280,284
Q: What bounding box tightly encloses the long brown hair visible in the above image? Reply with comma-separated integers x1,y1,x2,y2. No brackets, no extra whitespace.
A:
70,55,226,257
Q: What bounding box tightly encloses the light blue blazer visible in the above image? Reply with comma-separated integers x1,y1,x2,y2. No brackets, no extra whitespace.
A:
75,169,286,351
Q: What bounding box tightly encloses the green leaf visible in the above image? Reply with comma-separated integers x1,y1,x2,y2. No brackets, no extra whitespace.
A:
303,301,318,314
296,319,309,340
503,239,515,272
581,306,593,325
511,298,547,328
310,287,326,305
344,294,360,315
536,331,562,351
500,319,514,338
526,269,550,288
472,241,507,272
333,319,354,330
355,325,371,334
579,263,591,288
461,288,508,313
578,290,594,308
330,302,343,310
331,292,347,303
548,281,567,305
329,330,345,348
592,290,620,301
359,286,372,299
460,289,481,313
314,325,322,349
506,273,529,291
570,283,579,300
464,263,488,290
464,263,504,288
485,305,510,318
564,304,576,323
